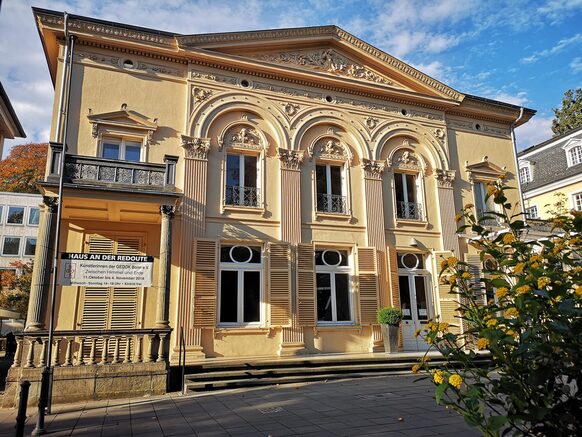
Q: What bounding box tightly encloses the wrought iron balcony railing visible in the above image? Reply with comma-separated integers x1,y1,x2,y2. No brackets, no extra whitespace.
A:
317,193,348,214
477,209,502,227
47,142,178,191
225,185,261,207
397,201,423,221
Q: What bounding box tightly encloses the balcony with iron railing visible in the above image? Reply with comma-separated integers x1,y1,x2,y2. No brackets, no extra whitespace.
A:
396,201,423,221
45,142,179,194
316,193,348,214
225,185,261,207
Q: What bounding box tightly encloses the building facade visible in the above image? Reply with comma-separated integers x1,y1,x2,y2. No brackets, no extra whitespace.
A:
5,8,535,404
519,125,582,219
0,82,26,158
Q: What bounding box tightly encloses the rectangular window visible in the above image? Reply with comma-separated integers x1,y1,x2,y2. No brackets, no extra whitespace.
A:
24,237,37,256
219,245,262,326
315,164,346,214
525,206,538,219
225,154,260,207
0,205,3,224
2,237,21,256
102,137,142,162
395,172,422,220
569,146,582,166
28,207,40,225
519,166,532,184
315,249,352,323
574,193,582,211
6,206,25,224
474,182,497,223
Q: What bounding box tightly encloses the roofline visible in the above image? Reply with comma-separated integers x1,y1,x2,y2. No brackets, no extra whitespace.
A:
518,124,582,157
0,82,26,138
463,93,536,115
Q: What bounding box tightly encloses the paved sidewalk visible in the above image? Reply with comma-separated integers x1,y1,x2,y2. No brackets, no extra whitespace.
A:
0,375,479,436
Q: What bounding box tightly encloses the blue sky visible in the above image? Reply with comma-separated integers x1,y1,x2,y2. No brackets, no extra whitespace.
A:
1,0,581,156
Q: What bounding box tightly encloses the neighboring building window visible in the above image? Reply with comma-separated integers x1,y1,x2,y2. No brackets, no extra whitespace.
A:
28,207,40,225
395,172,423,220
225,154,260,207
316,164,347,214
6,206,25,224
0,205,3,224
525,206,539,219
315,249,352,323
24,237,37,256
574,192,582,211
101,137,142,162
519,166,532,184
2,237,21,256
568,145,582,167
219,245,262,326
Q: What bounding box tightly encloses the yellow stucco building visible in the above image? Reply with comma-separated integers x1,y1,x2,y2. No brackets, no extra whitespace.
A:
5,8,535,404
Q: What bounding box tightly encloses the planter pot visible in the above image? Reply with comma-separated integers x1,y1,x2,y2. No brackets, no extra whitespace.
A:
380,324,399,353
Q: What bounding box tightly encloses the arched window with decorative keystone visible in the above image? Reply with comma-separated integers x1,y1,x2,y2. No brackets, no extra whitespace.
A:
218,122,267,213
308,136,353,217
387,143,427,222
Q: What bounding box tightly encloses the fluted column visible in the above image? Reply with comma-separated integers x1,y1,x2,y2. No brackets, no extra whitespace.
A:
435,169,460,255
156,205,175,328
25,197,58,332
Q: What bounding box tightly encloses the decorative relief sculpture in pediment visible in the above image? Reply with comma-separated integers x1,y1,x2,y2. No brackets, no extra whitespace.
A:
219,125,264,151
389,148,423,171
255,49,395,86
192,87,213,105
309,137,349,161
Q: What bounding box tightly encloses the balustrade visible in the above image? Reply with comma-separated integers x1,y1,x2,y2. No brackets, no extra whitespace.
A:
316,193,348,214
396,201,423,221
225,185,261,207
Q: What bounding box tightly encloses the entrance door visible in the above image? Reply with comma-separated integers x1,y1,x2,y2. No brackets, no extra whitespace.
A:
399,274,430,351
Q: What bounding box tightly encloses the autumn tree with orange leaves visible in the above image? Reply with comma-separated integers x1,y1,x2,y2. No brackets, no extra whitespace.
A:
0,143,48,193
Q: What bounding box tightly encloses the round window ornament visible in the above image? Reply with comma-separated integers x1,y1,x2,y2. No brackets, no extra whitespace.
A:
322,249,342,266
230,245,253,263
401,253,419,269
240,79,250,88
122,59,135,69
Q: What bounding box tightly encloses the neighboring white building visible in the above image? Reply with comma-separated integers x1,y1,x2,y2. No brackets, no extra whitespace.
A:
0,192,42,272
0,82,26,158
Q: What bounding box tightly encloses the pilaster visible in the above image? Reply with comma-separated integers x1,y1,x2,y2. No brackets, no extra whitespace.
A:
435,169,460,255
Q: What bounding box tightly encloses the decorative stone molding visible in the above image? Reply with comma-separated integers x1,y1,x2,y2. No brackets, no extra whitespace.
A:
465,156,507,182
220,125,263,151
365,116,379,130
309,138,348,161
181,135,210,160
435,169,455,188
362,159,385,179
160,205,176,217
75,51,183,78
389,147,422,172
88,106,158,146
434,128,446,145
192,87,213,104
42,196,58,212
278,148,304,170
282,102,300,116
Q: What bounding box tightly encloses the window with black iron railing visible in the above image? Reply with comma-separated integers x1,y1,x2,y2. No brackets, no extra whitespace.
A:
317,193,348,214
477,209,501,227
225,185,261,207
396,201,423,221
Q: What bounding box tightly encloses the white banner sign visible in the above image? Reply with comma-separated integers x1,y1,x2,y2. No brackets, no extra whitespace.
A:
59,253,154,287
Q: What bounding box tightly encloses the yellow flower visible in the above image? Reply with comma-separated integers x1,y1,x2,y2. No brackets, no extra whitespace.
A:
427,321,438,331
537,277,551,289
486,184,497,196
414,328,421,338
433,370,445,385
438,322,449,332
531,262,540,269
516,285,531,295
449,374,463,390
504,308,519,318
464,203,474,210
426,336,434,345
574,286,582,298
506,329,517,337
440,259,448,269
447,257,458,267
486,318,498,327
531,255,542,263
496,287,509,299
514,263,526,274
461,271,472,279
503,234,515,245
476,338,489,350
412,364,421,374
455,214,463,223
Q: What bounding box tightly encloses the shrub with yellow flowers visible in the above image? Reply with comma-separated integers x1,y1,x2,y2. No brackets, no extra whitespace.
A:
413,181,582,436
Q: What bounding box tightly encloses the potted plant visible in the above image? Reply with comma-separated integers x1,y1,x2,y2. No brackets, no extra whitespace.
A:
377,307,403,353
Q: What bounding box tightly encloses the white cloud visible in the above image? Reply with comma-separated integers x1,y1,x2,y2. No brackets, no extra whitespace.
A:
514,116,553,150
537,0,582,24
488,91,530,106
521,33,582,63
410,61,450,83
570,57,582,73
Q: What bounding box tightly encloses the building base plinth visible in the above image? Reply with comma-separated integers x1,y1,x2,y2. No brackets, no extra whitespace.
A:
278,342,309,356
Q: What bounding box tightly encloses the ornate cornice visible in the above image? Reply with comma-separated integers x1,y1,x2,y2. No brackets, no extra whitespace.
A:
43,196,58,212
181,135,210,160
435,169,455,188
278,148,304,171
362,159,385,180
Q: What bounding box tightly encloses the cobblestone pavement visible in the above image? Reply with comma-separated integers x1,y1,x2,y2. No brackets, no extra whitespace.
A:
0,375,480,436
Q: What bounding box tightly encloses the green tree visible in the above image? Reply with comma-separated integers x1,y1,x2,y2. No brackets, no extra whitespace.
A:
0,143,48,193
0,261,33,318
552,88,582,135
414,181,581,436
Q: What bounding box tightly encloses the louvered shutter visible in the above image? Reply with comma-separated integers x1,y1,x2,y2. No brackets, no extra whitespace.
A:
435,250,461,334
193,239,217,327
297,243,315,326
268,242,291,327
465,253,485,305
357,247,379,324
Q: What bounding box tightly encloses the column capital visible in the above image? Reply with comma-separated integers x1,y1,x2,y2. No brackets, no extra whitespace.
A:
435,169,456,188
181,135,210,160
362,158,385,180
160,204,176,217
278,148,304,171
42,196,58,212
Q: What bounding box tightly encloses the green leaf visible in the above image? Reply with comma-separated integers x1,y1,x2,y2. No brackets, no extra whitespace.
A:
487,415,508,431
435,382,448,404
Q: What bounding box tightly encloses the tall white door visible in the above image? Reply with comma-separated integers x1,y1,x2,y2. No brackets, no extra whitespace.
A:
399,274,431,351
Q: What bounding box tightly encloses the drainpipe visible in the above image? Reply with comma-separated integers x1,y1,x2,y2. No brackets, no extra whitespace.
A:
510,107,525,217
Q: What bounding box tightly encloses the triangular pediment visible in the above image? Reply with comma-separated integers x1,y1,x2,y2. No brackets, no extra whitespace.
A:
87,107,158,132
177,26,462,101
466,158,507,180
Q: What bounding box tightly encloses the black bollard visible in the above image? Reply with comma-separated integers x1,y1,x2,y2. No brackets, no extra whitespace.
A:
15,380,30,437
